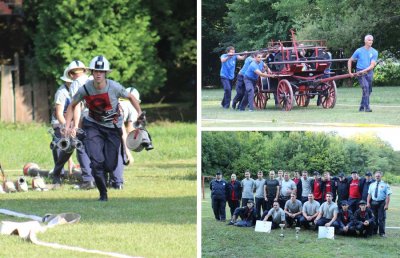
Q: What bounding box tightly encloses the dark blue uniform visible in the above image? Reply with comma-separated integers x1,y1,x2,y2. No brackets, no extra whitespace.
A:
233,206,257,227
337,209,355,235
353,208,375,237
335,178,349,207
210,179,227,221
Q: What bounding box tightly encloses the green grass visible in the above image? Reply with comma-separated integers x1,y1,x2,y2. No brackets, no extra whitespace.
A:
202,87,400,127
202,186,400,258
0,122,196,258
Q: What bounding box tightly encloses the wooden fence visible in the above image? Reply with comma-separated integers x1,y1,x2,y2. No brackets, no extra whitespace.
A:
1,62,55,123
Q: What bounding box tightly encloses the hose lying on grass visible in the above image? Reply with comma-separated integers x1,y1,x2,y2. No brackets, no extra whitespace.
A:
0,209,142,258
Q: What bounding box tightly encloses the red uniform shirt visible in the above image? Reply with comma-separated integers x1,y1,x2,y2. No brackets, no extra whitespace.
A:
231,180,237,200
313,180,322,200
324,180,332,200
349,179,361,199
343,211,349,223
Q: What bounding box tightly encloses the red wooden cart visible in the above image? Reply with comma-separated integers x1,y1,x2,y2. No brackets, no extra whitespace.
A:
253,30,355,111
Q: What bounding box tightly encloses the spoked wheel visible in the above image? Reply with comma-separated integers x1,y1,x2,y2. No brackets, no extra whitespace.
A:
277,79,294,111
295,85,310,107
254,79,267,109
320,80,337,108
254,91,268,109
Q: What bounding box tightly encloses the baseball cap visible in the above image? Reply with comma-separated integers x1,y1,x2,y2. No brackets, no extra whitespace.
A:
341,200,348,206
247,199,254,204
216,171,221,175
365,171,372,176
359,200,367,205
351,171,358,174
338,172,345,177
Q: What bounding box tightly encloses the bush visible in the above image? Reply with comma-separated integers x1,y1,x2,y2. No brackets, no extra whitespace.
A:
382,172,400,185
374,50,400,86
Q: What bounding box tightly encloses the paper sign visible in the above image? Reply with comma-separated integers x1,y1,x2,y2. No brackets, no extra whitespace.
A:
318,226,335,239
255,220,272,233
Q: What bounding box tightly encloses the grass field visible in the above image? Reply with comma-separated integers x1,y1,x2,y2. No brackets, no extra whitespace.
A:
0,122,196,258
202,87,400,128
202,186,400,258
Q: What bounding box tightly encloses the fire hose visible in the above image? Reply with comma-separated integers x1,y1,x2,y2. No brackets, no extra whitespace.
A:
48,127,85,154
0,209,141,258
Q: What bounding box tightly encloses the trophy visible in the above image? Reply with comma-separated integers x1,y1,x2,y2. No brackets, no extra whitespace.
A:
295,227,300,240
279,224,285,237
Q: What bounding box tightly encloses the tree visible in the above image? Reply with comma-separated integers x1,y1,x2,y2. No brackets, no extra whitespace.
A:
29,0,165,95
202,0,233,86
202,131,400,177
141,0,196,102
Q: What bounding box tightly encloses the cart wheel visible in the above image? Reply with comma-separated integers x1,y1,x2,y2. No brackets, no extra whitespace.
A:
295,85,310,107
254,79,268,109
277,79,293,111
254,91,267,110
320,80,337,108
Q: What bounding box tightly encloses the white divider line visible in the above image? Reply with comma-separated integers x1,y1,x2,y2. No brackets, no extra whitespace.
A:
202,118,396,127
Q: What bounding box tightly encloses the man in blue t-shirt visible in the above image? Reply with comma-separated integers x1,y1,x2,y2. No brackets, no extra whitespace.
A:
240,53,273,111
220,46,246,109
232,53,255,110
348,35,378,112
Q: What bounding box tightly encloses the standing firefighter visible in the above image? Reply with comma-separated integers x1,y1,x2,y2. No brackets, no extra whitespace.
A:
209,171,227,221
65,55,142,201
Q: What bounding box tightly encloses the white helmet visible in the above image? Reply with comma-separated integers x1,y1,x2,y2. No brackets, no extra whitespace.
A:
66,60,87,75
126,87,141,103
126,129,152,152
89,55,111,71
60,66,73,83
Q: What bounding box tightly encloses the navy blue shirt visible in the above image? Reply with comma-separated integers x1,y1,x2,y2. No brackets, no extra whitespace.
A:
210,179,227,200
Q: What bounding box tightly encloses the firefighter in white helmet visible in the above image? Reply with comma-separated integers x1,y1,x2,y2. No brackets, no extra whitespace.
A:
65,55,142,201
52,60,95,190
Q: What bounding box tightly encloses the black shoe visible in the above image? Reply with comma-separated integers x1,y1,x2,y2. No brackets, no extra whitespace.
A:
80,181,96,190
359,107,364,112
380,234,386,238
365,109,372,112
98,194,108,201
227,221,234,225
112,183,123,190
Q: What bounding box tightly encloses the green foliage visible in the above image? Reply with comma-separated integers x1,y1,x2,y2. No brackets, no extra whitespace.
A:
28,0,165,95
383,172,400,185
374,51,400,86
202,131,400,179
226,0,292,51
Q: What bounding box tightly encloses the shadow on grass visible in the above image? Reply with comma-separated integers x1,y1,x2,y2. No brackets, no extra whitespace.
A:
0,196,196,225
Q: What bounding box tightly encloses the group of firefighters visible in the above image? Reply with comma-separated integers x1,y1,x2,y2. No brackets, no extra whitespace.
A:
219,34,378,112
210,169,391,237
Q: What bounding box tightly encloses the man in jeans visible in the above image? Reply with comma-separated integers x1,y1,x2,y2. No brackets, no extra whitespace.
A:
348,34,378,112
241,170,255,206
254,171,266,219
